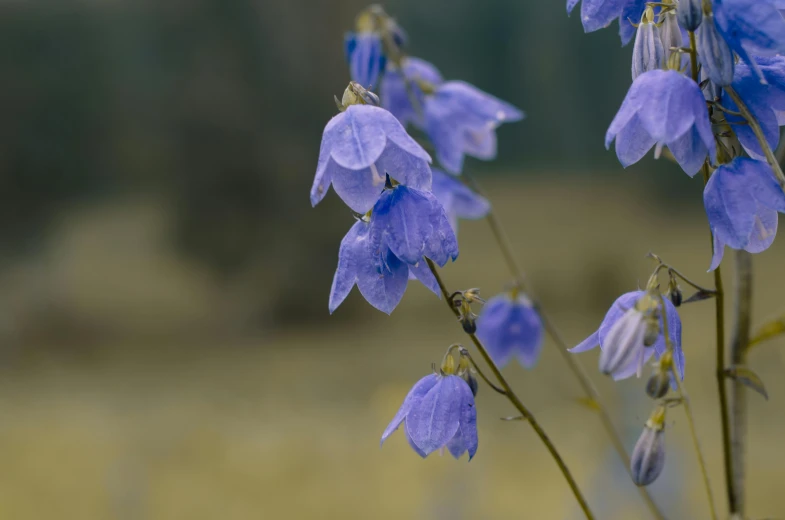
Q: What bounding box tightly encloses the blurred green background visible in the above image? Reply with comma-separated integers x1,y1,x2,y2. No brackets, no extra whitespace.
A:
1,0,785,518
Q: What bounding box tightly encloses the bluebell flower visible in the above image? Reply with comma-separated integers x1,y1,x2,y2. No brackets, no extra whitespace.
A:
329,185,457,314
713,0,785,82
697,13,735,87
476,293,544,368
619,0,647,45
631,8,665,80
430,169,490,232
424,82,523,174
606,70,716,176
369,184,459,266
703,158,785,270
381,373,478,459
721,56,785,160
311,104,432,213
567,0,638,37
380,57,443,128
345,32,386,89
329,218,439,314
570,291,685,381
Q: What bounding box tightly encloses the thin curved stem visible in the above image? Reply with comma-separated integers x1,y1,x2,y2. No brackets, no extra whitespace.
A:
658,293,719,520
426,259,595,520
459,347,507,395
464,173,666,520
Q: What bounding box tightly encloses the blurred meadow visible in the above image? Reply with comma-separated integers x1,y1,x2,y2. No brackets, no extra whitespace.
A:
1,0,785,519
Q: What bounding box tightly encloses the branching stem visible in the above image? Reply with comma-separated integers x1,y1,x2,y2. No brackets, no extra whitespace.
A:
426,259,595,520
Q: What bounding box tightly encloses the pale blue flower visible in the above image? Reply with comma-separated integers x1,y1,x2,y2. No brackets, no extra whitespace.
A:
381,373,478,459
380,57,443,128
311,104,432,213
424,82,523,174
476,293,544,368
606,70,716,176
697,13,735,87
714,0,785,82
430,169,490,232
328,218,440,314
704,158,785,270
570,291,685,381
721,56,785,160
344,32,386,89
369,184,459,267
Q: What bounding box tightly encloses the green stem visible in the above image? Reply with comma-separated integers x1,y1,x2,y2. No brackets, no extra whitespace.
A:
702,166,735,515
426,259,595,520
465,174,666,520
657,293,719,520
729,250,753,515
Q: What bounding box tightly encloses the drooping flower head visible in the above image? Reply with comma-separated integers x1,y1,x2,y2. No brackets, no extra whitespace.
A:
311,84,432,213
713,0,785,82
570,290,685,381
567,0,644,42
721,56,785,160
476,291,544,369
344,5,407,90
329,184,458,314
380,57,443,128
606,69,716,176
345,33,386,90
381,350,478,460
703,158,785,270
424,81,523,174
430,169,490,232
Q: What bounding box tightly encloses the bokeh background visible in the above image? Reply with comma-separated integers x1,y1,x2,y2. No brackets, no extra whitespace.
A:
1,0,784,518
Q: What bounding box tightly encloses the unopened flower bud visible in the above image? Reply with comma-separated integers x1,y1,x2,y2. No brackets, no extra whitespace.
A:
697,13,734,87
660,10,683,62
631,407,667,486
668,279,683,307
645,370,671,399
677,0,703,32
461,314,477,334
632,7,665,80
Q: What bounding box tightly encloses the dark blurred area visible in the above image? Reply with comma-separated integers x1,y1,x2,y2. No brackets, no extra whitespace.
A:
0,0,653,343
2,1,784,519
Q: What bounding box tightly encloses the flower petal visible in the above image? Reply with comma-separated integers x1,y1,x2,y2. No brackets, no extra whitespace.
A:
381,374,440,446
406,376,463,456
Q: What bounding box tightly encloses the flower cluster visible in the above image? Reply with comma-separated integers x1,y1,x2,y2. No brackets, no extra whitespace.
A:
598,0,785,270
315,6,527,462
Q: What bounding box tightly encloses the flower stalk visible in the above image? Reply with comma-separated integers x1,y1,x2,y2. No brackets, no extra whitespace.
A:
465,173,666,520
426,259,596,520
657,293,719,520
